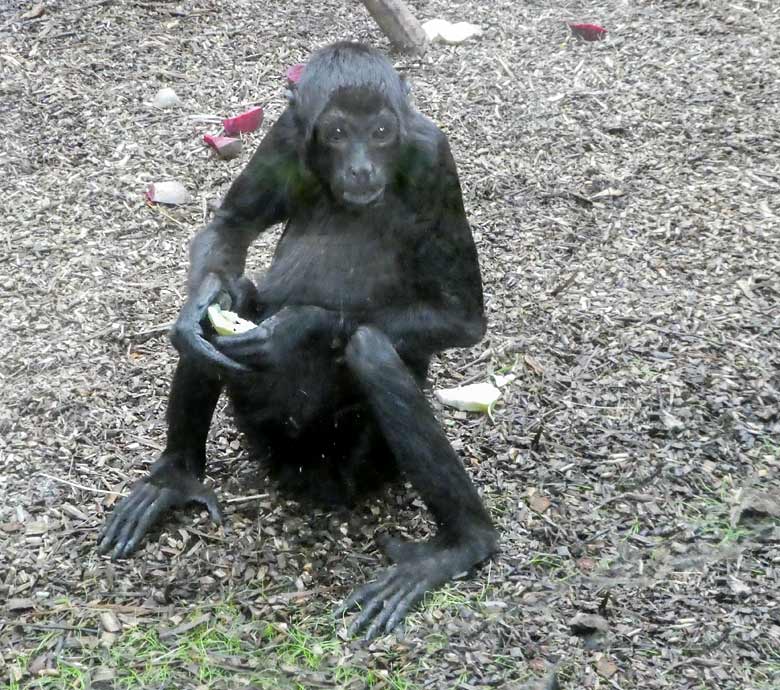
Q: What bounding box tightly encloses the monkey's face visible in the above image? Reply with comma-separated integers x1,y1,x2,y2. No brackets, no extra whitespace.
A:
312,101,399,207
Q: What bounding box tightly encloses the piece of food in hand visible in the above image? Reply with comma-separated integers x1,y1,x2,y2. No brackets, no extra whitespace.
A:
207,304,256,336
434,383,501,412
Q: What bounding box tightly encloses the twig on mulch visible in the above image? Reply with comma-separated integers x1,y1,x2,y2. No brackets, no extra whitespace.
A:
38,473,125,496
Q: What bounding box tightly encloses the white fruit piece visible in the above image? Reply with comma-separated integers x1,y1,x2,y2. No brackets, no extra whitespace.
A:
434,383,501,413
153,87,180,108
422,19,483,44
145,180,191,205
207,304,256,336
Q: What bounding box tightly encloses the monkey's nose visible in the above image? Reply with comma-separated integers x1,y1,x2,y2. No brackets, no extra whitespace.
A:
349,164,373,185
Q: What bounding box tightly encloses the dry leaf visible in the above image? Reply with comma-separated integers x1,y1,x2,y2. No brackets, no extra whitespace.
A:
529,494,552,514
8,598,35,611
524,354,545,375
21,4,45,20
28,654,50,675
100,611,122,633
62,503,89,521
731,489,780,527
25,521,48,535
569,612,609,634
590,187,624,200
595,657,618,678
92,668,116,683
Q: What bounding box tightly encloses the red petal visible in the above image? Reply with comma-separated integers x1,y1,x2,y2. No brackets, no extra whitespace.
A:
222,106,264,135
568,23,607,41
286,63,305,84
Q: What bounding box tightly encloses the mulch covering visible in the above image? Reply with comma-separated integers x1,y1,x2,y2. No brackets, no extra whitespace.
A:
1,0,778,688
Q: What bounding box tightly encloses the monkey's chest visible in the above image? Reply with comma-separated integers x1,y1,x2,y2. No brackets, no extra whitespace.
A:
257,225,407,313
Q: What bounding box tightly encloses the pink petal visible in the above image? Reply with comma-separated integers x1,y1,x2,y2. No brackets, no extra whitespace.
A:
568,23,607,41
203,134,243,160
286,63,305,84
222,106,264,136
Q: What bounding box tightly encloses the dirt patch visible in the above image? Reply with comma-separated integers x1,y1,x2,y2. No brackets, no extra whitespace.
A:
1,0,778,688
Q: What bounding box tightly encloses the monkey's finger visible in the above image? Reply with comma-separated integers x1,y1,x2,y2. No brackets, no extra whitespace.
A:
122,492,172,556
347,574,405,636
197,489,224,526
191,273,224,309
213,333,271,364
189,336,252,374
98,484,152,551
383,581,427,635
112,492,157,560
334,569,394,617
347,583,397,637
364,585,407,640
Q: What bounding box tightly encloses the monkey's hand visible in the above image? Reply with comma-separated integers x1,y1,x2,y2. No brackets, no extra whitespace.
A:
98,458,223,560
170,273,251,374
213,305,350,368
335,531,496,639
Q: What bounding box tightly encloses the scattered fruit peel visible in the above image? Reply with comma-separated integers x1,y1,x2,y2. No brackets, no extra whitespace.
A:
153,87,180,108
493,373,516,387
207,304,256,336
145,180,191,205
222,106,264,135
435,383,501,413
203,134,243,160
568,23,607,41
423,19,482,44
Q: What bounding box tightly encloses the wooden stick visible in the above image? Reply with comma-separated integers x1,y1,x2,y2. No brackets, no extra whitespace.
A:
361,0,428,54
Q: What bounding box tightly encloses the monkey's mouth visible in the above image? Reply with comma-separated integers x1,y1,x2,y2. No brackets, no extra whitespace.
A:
342,188,384,206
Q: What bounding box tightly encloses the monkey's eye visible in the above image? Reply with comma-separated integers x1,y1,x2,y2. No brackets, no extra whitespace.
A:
373,125,393,142
326,127,345,144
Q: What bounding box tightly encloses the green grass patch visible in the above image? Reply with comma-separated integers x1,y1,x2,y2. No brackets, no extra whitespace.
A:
5,605,426,690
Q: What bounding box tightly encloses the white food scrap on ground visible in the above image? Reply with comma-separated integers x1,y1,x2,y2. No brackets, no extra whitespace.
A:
144,180,191,205
203,134,243,161
435,383,501,412
423,19,483,44
152,87,180,108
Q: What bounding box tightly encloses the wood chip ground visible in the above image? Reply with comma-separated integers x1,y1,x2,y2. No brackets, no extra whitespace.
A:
1,1,778,688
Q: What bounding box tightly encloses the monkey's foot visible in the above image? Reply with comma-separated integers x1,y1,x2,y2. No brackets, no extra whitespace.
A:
335,534,494,639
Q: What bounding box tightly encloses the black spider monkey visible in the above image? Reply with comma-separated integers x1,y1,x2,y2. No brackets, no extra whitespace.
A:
100,42,497,638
